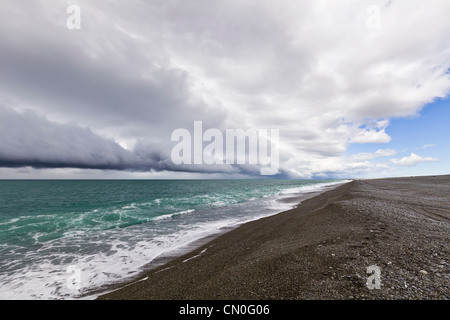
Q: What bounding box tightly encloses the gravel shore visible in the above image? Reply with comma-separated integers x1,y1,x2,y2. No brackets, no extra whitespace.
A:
97,176,449,300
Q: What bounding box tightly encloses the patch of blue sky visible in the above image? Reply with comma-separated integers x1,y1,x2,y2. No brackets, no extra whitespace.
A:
346,96,450,177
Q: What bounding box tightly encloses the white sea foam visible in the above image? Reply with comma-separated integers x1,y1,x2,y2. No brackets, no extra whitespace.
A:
0,217,20,226
279,180,349,196
153,209,195,221
0,213,242,300
121,203,138,210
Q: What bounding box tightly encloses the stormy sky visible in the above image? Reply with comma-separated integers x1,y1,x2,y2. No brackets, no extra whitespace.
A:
1,0,449,179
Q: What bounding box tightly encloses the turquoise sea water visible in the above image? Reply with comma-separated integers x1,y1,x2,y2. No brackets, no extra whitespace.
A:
0,179,346,299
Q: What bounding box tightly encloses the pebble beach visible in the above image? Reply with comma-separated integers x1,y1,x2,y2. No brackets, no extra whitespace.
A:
98,175,449,300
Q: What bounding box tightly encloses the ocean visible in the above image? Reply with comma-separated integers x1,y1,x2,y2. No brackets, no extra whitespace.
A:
0,179,347,299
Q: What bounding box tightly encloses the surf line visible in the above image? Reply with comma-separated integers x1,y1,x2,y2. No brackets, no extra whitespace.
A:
182,247,208,263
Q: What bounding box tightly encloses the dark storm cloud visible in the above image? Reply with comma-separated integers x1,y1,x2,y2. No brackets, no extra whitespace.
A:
0,106,138,170
0,107,275,176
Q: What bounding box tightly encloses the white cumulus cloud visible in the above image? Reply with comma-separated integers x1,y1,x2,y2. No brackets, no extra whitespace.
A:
390,153,439,167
